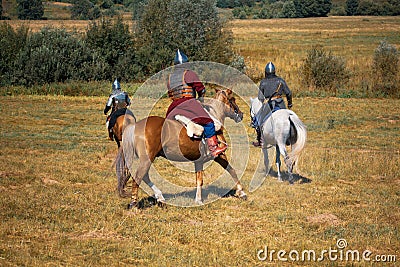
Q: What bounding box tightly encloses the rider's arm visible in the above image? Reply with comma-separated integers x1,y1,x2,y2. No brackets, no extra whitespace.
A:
258,81,266,103
125,93,131,106
281,79,293,108
104,95,113,115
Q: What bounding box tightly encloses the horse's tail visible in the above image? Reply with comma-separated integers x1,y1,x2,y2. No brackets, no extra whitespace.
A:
115,146,129,197
122,123,137,168
114,123,137,197
288,112,307,170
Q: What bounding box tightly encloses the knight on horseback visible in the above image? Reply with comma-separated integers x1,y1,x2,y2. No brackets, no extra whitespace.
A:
252,62,293,147
104,78,132,141
166,49,227,157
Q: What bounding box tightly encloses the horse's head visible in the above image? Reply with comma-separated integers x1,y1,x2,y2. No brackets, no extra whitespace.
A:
215,88,243,123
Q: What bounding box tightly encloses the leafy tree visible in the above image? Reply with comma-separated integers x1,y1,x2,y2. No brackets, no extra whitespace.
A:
346,0,358,15
282,1,297,18
16,0,44,20
85,17,134,80
71,0,101,19
293,0,332,17
0,23,29,85
134,0,235,78
0,1,3,19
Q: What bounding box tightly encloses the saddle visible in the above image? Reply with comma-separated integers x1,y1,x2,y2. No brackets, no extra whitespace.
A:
174,115,204,138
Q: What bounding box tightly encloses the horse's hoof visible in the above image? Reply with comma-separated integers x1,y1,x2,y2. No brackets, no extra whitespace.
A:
157,201,167,208
236,191,248,200
195,199,204,205
119,190,131,198
127,201,137,210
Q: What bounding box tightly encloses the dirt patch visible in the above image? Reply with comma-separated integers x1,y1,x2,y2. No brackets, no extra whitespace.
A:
306,213,341,226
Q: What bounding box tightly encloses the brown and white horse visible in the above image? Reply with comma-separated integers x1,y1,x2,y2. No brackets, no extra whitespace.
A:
116,89,247,209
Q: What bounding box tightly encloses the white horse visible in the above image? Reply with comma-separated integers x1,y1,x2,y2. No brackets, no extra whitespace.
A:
250,98,307,183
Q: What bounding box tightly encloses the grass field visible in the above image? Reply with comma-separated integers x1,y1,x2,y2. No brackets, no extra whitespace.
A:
0,94,399,266
1,14,399,266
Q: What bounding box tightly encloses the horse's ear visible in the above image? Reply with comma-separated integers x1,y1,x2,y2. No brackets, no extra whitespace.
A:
215,88,220,93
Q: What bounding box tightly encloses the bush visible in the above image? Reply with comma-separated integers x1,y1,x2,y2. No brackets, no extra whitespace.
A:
12,28,96,86
372,40,399,97
0,23,28,85
300,46,351,94
16,0,44,20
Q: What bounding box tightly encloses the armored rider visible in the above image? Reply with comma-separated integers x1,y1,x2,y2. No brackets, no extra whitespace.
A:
166,49,227,157
104,78,131,141
252,62,293,147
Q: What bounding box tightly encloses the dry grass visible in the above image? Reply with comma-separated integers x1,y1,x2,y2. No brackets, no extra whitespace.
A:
0,95,399,266
229,16,400,92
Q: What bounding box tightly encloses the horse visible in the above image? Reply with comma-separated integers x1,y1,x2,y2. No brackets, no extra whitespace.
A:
116,88,247,209
110,111,136,148
250,97,307,184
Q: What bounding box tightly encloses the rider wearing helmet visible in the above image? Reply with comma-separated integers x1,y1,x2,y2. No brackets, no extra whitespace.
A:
104,78,132,141
252,62,293,147
166,49,227,157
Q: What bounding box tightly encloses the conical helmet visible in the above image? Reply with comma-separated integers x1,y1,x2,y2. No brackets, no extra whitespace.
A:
112,78,121,91
265,62,276,76
174,49,189,65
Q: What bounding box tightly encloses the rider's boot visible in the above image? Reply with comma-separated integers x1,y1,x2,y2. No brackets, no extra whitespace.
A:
252,127,263,147
207,135,227,157
108,128,114,141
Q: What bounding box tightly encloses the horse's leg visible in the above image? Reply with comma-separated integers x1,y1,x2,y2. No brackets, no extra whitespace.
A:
127,159,152,209
142,173,165,204
262,147,270,176
195,170,204,205
214,154,247,200
277,142,293,184
275,145,282,181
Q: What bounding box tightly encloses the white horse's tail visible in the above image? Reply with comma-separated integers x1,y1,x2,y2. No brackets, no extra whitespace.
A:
288,112,307,170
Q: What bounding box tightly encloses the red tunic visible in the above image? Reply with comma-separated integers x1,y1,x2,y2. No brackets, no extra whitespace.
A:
166,69,213,125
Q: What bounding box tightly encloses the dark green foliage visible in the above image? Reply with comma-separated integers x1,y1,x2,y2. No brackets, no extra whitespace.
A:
0,23,28,85
216,0,255,8
71,0,101,20
293,0,332,17
300,46,351,94
133,0,235,78
16,0,44,20
372,40,399,97
85,17,134,80
346,0,358,15
0,1,3,19
12,28,97,86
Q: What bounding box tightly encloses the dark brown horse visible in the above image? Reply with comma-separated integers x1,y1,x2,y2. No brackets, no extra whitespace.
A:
111,112,136,148
116,89,247,209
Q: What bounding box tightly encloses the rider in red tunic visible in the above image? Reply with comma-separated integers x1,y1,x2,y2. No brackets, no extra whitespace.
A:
166,49,227,157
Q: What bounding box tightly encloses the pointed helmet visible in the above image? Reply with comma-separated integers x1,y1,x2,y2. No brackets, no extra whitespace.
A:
112,78,121,91
265,62,276,76
174,49,189,65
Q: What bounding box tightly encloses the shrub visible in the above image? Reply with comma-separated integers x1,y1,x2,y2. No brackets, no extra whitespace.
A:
372,40,399,97
12,28,95,86
299,46,351,94
0,23,28,85
16,0,44,20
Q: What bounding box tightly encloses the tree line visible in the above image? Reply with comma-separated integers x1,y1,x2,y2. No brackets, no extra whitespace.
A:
0,0,243,87
1,0,400,20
